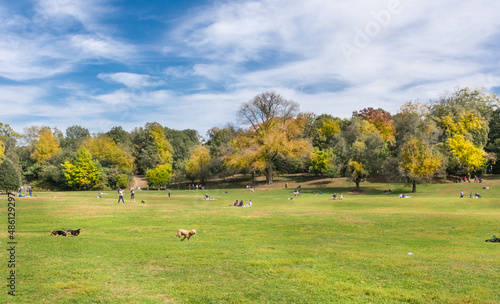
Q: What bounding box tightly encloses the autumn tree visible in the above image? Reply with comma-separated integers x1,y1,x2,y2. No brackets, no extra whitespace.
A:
231,91,309,184
185,145,211,184
398,138,443,192
62,146,102,190
31,127,61,163
84,135,133,170
353,107,395,145
429,87,497,176
448,135,485,179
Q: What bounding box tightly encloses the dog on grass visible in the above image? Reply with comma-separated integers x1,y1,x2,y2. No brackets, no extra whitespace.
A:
51,230,66,237
66,229,82,236
485,237,499,242
175,229,196,241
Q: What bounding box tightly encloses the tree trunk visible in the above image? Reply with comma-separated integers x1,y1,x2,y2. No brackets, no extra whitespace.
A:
355,180,360,192
412,181,417,193
266,163,273,185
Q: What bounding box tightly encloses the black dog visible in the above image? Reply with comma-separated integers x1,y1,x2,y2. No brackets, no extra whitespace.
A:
141,200,146,204
66,229,82,236
51,230,66,237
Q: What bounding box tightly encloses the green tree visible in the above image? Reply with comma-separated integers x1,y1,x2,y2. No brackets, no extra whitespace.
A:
0,123,20,160
309,149,331,176
338,118,389,191
64,125,90,149
205,125,238,179
133,122,173,174
116,174,130,189
106,126,131,146
62,146,102,190
146,164,172,188
393,101,440,150
398,138,443,193
164,127,200,171
310,114,342,150
0,158,21,192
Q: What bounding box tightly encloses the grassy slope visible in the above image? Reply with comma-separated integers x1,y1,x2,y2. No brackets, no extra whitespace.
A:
1,176,499,303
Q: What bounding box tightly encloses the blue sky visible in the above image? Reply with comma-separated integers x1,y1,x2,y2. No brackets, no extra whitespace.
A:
1,0,499,137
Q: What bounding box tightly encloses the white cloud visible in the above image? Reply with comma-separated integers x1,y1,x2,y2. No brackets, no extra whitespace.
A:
98,72,165,88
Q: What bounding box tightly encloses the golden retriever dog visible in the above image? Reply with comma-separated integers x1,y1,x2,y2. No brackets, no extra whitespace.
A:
175,229,196,241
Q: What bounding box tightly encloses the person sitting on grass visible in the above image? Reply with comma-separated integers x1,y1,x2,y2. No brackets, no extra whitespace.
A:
238,200,244,207
398,194,405,198
475,193,481,198
332,193,337,200
460,190,464,198
339,194,343,200
234,200,239,206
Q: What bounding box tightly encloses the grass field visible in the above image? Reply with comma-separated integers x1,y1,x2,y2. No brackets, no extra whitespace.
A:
1,176,499,303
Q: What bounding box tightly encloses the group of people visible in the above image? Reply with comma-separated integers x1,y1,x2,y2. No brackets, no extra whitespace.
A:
383,189,392,194
332,193,343,200
230,200,252,207
188,184,204,190
456,176,483,183
117,187,136,204
460,190,482,198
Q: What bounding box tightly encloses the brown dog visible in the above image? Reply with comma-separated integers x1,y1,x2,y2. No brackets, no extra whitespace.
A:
175,229,196,241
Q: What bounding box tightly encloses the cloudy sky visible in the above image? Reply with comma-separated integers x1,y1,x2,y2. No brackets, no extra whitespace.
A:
1,0,499,136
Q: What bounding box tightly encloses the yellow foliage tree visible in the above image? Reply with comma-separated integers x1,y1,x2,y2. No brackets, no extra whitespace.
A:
185,146,211,184
147,122,172,165
399,138,442,193
84,136,133,170
31,127,61,163
447,135,485,179
228,117,311,184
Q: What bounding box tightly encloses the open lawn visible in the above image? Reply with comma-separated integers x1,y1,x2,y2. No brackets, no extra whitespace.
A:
1,176,499,303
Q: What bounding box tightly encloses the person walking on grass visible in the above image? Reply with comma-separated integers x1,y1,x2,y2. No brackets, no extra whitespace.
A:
118,188,125,204
130,187,136,204
168,189,171,197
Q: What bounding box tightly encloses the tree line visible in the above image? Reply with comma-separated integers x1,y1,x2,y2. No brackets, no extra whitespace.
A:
0,87,499,193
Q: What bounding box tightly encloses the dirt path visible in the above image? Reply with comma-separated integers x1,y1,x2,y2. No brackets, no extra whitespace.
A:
130,175,148,189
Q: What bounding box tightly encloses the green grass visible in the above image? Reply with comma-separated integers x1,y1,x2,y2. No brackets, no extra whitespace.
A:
1,176,500,303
